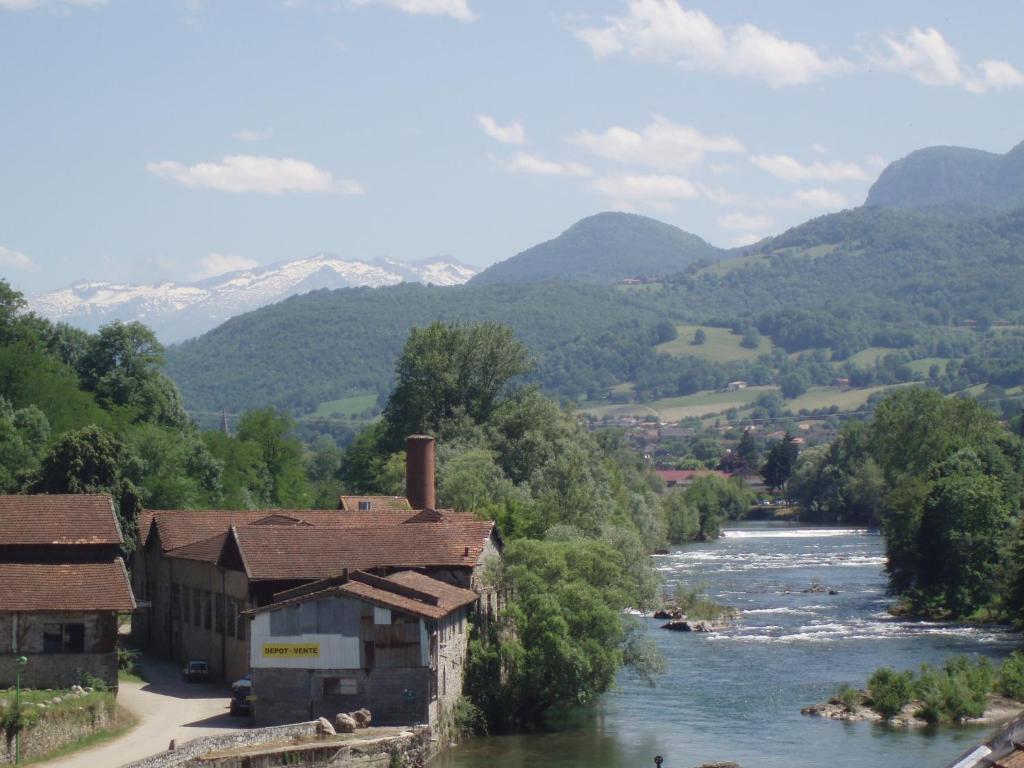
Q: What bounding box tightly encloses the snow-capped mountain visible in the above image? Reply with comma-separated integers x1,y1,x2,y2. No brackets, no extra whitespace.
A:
29,254,477,342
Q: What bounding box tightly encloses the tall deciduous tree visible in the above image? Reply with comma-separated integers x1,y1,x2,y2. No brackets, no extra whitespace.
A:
382,322,531,449
762,432,799,496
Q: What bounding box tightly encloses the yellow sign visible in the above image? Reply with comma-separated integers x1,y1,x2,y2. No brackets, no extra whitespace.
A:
262,643,320,658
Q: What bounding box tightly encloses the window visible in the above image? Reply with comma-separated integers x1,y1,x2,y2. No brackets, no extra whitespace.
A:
171,585,180,619
215,595,224,634
237,613,247,641
226,600,237,638
182,587,191,624
357,500,372,511
42,623,85,654
193,587,201,626
204,591,212,631
323,677,359,695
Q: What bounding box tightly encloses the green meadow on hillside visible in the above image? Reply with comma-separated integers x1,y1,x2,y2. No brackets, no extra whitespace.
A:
656,325,769,363
311,393,378,418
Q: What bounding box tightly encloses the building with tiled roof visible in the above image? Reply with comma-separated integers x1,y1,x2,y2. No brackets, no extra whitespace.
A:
243,569,478,728
0,494,136,691
130,436,502,687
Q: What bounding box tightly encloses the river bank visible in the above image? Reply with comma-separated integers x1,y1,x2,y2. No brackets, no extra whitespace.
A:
437,523,1022,768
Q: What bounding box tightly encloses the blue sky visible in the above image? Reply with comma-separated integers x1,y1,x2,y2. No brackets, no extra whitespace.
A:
1,0,1022,294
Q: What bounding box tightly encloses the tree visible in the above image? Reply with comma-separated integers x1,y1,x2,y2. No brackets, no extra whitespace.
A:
740,329,760,349
762,433,799,496
382,322,531,450
692,327,707,345
779,372,807,399
235,408,312,507
0,397,49,492
735,429,758,474
33,425,143,551
76,321,187,427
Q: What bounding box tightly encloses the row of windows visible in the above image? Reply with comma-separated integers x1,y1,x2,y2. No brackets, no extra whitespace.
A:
171,586,246,641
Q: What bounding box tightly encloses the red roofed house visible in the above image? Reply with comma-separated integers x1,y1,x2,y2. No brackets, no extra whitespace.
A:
0,494,136,690
244,569,479,728
130,436,502,699
655,469,733,489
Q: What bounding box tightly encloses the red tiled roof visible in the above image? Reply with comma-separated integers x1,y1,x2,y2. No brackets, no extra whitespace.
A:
144,509,420,553
386,570,480,611
230,520,496,581
338,496,412,513
0,494,122,546
0,560,136,611
248,569,478,621
164,532,230,563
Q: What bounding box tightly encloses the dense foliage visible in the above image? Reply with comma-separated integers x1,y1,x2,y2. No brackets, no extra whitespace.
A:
0,280,325,550
792,387,1024,618
865,656,1002,723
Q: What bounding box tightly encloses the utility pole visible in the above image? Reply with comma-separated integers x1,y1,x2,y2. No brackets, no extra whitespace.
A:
221,409,230,436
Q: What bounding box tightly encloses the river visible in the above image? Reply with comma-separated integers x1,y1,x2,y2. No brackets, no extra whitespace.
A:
437,522,1021,768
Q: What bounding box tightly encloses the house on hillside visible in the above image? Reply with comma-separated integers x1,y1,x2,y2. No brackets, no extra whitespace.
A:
655,469,733,489
0,495,136,690
245,569,477,730
726,381,748,392
131,436,502,683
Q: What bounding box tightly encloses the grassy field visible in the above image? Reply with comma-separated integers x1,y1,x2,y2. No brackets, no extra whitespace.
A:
786,384,904,412
845,347,900,366
907,357,953,374
311,393,377,419
656,325,768,363
585,385,775,421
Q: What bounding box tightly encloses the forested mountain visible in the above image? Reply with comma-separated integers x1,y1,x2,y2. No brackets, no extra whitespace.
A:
165,202,1024,420
866,141,1024,211
470,212,722,285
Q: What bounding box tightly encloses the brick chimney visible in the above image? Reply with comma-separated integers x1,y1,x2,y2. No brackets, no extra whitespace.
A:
405,435,436,510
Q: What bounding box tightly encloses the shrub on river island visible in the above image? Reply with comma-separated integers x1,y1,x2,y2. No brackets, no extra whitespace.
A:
867,668,914,719
996,651,1024,701
834,683,861,713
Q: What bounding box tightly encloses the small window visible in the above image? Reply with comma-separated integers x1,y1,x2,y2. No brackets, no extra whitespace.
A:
226,600,237,638
42,623,85,654
215,595,224,634
357,500,372,511
323,677,358,696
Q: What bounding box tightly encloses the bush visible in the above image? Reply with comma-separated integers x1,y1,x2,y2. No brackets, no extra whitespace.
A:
453,696,487,736
834,683,860,713
118,646,140,673
997,652,1024,700
915,657,992,723
867,667,914,719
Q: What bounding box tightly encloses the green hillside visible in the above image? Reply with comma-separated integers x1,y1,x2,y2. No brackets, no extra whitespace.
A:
866,141,1024,211
165,203,1024,423
470,211,722,285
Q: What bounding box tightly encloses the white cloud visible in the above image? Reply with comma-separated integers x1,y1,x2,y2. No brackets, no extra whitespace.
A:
593,173,699,201
477,115,526,145
350,0,475,22
232,127,274,142
570,115,743,171
791,188,848,209
0,245,37,271
0,0,104,9
496,152,591,177
576,0,849,87
730,233,762,247
811,143,828,155
147,155,364,195
873,27,1024,93
191,253,260,280
717,212,773,231
750,154,870,182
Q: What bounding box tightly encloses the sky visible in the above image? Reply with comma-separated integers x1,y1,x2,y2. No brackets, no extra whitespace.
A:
1,0,1023,295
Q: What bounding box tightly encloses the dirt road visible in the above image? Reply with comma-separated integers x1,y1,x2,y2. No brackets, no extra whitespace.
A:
44,657,248,768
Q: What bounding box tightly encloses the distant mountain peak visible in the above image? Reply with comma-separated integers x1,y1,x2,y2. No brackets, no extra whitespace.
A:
470,211,721,286
28,254,477,342
866,140,1024,211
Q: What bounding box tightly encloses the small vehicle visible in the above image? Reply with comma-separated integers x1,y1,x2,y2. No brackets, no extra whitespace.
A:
182,659,210,683
230,673,252,716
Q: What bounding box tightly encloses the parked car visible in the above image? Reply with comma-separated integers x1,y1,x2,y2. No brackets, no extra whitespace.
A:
182,659,209,683
230,673,252,716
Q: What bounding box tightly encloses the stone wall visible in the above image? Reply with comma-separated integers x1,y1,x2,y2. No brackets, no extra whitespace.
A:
0,611,120,689
122,721,319,768
431,606,470,740
0,695,115,764
253,667,431,727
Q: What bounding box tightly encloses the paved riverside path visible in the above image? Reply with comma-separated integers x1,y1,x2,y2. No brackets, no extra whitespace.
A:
45,656,249,768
